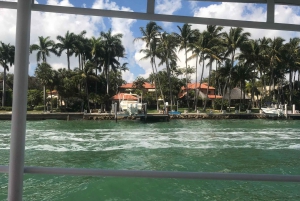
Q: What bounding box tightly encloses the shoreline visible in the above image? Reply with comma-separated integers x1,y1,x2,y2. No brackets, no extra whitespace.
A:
0,112,299,121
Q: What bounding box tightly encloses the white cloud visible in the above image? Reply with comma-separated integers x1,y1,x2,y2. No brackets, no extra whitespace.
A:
156,0,182,15
156,0,182,28
0,0,106,75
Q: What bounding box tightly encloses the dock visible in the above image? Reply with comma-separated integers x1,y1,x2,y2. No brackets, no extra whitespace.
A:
83,112,170,122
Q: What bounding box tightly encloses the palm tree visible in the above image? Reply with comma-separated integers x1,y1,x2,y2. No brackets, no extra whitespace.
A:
173,23,197,110
157,32,178,109
223,27,250,111
267,37,285,100
35,62,53,112
0,42,15,107
134,21,163,111
73,61,98,112
56,31,76,70
73,30,87,70
238,39,263,107
100,29,125,95
257,37,271,107
231,64,256,111
30,36,57,63
188,30,203,111
202,25,224,111
281,38,299,104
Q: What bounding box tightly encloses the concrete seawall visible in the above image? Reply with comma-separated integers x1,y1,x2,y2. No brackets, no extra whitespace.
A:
0,112,268,121
0,113,84,121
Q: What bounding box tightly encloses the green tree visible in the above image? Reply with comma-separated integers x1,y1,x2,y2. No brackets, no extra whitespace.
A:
35,62,53,112
0,42,15,107
100,29,125,95
173,23,197,110
30,36,57,63
56,31,76,70
134,21,163,110
223,27,250,111
158,32,178,109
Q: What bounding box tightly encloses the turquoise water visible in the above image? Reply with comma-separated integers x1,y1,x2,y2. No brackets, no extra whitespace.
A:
0,119,300,200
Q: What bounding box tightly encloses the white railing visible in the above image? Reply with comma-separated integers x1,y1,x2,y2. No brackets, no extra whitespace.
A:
1,166,300,182
1,1,300,200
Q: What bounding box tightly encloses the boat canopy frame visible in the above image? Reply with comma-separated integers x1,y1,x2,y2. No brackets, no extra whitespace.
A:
1,0,300,200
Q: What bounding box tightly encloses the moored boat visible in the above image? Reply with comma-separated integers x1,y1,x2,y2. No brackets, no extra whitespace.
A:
119,93,143,115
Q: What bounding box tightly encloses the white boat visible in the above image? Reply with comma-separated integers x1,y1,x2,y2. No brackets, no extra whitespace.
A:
261,107,283,117
119,93,143,115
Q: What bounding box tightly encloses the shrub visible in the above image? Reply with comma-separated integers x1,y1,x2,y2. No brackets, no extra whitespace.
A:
34,105,45,111
0,106,12,111
213,99,228,110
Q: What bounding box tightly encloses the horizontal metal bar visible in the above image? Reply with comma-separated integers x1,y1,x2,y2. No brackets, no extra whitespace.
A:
191,0,300,6
1,2,300,31
191,0,265,3
1,166,300,182
0,1,17,9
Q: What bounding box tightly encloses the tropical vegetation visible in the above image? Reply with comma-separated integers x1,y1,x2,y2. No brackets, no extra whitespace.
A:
0,22,299,112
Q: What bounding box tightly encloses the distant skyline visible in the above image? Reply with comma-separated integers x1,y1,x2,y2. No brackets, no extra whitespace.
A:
0,0,300,82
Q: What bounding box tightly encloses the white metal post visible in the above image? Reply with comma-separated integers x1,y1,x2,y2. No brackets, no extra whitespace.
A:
8,0,32,200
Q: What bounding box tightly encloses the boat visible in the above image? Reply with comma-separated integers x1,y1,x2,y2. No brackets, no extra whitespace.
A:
169,110,181,115
119,93,143,115
261,107,283,117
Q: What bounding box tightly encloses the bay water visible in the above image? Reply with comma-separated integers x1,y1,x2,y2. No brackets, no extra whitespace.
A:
0,119,300,200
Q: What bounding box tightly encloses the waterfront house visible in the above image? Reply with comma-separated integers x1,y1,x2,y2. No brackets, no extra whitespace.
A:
178,83,222,100
118,82,156,94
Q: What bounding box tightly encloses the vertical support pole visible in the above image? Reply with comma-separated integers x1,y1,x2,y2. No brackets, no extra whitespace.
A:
285,104,287,115
8,0,32,200
292,104,295,114
147,0,155,14
267,0,275,23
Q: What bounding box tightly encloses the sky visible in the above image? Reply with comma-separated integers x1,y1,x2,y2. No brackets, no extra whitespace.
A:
0,0,300,83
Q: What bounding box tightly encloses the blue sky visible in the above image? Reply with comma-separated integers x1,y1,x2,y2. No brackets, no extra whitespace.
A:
1,0,300,82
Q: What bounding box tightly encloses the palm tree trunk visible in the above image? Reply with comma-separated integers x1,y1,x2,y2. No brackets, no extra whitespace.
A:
153,59,165,107
197,54,205,110
203,60,212,111
214,61,217,100
86,79,90,112
78,54,81,70
43,85,46,112
50,90,53,112
151,58,159,111
106,67,109,94
166,58,172,111
228,51,235,112
289,71,293,105
67,49,70,70
2,68,6,107
185,47,190,110
239,82,242,112
194,55,198,111
106,53,111,95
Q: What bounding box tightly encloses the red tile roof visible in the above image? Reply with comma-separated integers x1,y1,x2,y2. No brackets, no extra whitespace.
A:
119,82,155,89
208,95,223,99
181,83,215,90
111,93,138,101
178,92,222,99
